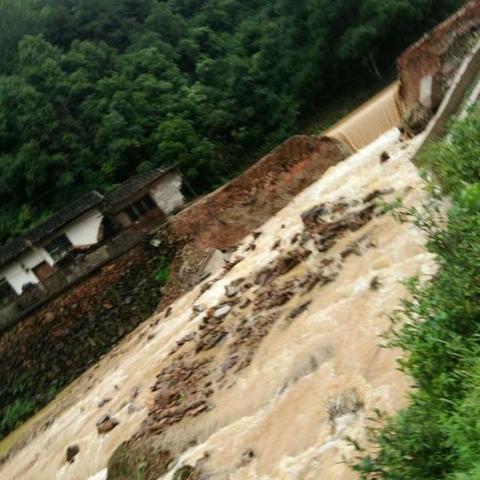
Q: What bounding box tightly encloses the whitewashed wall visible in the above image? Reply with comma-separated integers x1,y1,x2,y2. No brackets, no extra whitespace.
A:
150,171,185,215
0,209,103,294
60,209,103,247
0,248,54,294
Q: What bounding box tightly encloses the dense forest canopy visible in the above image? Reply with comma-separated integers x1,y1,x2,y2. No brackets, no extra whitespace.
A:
0,0,463,243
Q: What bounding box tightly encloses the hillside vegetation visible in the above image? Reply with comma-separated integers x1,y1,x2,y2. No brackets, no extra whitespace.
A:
355,107,480,479
0,0,463,243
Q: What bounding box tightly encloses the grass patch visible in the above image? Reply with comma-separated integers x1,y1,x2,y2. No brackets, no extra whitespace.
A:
107,439,172,480
153,257,172,286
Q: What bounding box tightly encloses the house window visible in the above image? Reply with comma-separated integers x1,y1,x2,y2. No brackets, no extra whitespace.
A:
0,278,15,306
125,195,158,222
44,234,73,262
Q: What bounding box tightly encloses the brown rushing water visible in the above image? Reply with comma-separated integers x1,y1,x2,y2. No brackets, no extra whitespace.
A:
0,129,433,480
326,82,402,152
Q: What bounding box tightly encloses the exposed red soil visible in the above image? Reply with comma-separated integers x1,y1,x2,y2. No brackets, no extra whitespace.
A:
168,135,347,250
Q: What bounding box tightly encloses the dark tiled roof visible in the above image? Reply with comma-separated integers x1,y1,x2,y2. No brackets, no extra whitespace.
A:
0,166,180,268
0,237,30,269
104,165,177,210
0,192,104,267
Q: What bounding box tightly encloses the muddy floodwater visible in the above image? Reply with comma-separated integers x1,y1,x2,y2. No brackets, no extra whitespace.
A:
0,129,434,480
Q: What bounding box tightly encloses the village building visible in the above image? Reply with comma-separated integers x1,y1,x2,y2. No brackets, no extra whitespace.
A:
0,166,184,306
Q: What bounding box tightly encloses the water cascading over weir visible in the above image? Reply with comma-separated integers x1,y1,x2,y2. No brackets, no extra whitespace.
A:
324,82,403,153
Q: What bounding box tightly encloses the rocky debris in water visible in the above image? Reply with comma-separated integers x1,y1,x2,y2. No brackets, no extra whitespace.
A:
341,242,362,260
217,355,239,381
147,358,213,435
252,231,262,240
327,390,363,424
66,444,80,463
288,300,312,321
239,297,251,309
290,233,300,245
240,449,256,466
301,204,328,225
230,276,246,287
96,414,119,434
193,304,206,314
275,250,307,276
254,250,309,290
177,333,197,347
271,239,281,250
224,312,282,379
370,276,382,290
255,267,274,287
225,285,239,298
302,197,389,252
380,151,390,163
165,307,172,318
254,284,296,312
223,255,245,272
363,188,394,204
196,330,228,353
98,398,112,408
130,385,140,402
213,304,232,319
199,281,214,296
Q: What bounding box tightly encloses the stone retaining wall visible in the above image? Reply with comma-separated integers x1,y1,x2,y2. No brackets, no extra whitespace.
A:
397,0,480,113
0,240,174,439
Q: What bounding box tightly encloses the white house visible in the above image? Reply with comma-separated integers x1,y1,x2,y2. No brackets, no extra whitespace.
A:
0,191,105,298
0,166,185,305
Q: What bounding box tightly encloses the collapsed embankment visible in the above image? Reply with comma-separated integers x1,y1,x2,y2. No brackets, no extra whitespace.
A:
0,129,433,480
157,135,347,309
0,135,346,443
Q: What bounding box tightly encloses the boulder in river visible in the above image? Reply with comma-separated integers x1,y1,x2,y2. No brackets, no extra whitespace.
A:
66,444,80,463
213,304,232,319
96,414,119,434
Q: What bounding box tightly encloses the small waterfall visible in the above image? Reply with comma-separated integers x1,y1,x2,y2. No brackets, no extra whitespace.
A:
324,82,403,152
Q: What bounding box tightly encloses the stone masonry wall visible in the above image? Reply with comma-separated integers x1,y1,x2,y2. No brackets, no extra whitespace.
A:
397,0,480,113
0,240,174,438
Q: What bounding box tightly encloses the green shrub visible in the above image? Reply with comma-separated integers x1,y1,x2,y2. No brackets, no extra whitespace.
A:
0,399,36,437
153,258,171,286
